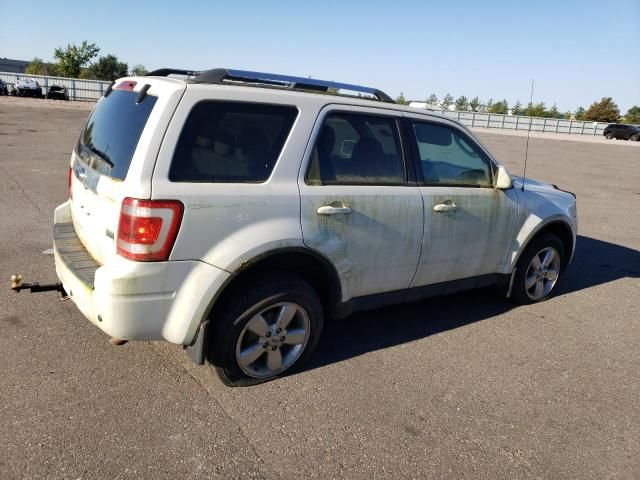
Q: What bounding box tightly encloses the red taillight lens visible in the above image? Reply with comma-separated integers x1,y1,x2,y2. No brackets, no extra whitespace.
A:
68,166,73,199
116,198,183,261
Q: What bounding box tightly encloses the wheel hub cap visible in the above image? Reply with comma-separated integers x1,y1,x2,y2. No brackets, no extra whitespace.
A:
525,247,561,301
235,302,310,379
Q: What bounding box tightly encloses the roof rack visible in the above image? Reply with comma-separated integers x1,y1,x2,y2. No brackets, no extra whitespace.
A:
146,67,394,103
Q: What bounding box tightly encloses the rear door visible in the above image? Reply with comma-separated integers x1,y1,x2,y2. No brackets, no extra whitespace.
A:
403,114,518,286
70,78,185,264
298,105,423,301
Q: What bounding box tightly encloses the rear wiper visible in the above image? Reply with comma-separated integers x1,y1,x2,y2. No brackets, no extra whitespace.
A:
85,144,114,169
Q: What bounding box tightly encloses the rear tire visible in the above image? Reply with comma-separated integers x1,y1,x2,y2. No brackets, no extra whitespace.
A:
511,233,565,305
207,272,324,387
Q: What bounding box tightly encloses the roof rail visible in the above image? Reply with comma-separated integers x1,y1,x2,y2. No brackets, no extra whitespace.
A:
147,67,394,103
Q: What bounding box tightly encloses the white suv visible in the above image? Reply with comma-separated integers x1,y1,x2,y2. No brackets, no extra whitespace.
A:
50,68,577,386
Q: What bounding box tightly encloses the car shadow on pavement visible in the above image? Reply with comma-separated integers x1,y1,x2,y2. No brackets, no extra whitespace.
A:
304,235,640,372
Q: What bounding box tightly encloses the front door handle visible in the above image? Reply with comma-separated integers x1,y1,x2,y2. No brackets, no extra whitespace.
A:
317,205,352,216
433,201,458,213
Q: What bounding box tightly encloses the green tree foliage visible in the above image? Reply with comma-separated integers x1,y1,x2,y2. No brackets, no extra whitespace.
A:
524,102,546,117
53,41,100,78
131,64,149,76
427,93,438,105
584,97,620,123
395,92,408,105
512,100,523,115
441,93,453,110
469,96,481,112
574,106,586,120
488,99,509,114
90,54,128,81
563,111,572,120
547,104,560,119
25,57,49,76
622,106,640,124
454,95,469,111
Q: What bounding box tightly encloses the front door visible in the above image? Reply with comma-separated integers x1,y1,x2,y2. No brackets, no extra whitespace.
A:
403,115,518,286
298,107,423,302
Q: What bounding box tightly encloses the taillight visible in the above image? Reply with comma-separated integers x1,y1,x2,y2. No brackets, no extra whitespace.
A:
68,166,72,199
116,198,183,261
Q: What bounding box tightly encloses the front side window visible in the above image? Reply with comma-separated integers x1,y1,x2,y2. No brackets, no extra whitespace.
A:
170,101,298,183
307,112,405,185
411,121,493,187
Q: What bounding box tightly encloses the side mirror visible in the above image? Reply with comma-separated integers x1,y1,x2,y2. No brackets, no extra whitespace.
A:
495,165,513,190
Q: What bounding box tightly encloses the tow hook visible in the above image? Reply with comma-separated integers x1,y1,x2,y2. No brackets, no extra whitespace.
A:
10,274,68,298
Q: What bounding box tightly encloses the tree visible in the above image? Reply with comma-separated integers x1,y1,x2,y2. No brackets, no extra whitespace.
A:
54,41,100,78
25,57,49,76
584,97,620,123
131,64,149,76
441,93,453,110
427,93,438,106
524,102,546,117
574,106,586,120
454,95,469,111
563,111,572,120
90,54,128,81
469,96,481,112
546,104,560,119
395,92,408,105
512,100,524,115
622,106,640,124
489,99,509,114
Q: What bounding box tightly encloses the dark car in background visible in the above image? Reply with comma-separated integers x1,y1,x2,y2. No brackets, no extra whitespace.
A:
46,85,69,100
603,124,640,141
0,79,8,96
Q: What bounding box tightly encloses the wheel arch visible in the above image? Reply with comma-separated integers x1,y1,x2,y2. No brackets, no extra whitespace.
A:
513,218,575,272
208,247,341,324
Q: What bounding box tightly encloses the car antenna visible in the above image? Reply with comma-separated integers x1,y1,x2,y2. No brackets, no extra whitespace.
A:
522,78,534,192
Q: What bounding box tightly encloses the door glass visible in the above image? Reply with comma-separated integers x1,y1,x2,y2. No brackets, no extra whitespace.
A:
307,112,405,185
411,121,493,187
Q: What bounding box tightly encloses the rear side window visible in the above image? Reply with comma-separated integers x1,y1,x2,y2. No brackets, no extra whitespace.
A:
306,112,405,185
77,90,157,180
169,102,298,183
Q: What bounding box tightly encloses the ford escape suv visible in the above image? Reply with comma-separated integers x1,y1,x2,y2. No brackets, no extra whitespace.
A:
43,68,576,386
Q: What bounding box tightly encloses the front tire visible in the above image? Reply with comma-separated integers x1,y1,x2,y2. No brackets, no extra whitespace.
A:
207,272,324,387
511,234,565,305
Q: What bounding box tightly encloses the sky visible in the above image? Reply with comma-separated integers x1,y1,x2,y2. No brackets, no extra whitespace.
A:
1,0,639,112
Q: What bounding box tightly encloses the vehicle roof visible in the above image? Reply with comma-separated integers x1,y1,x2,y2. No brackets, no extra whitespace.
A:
143,74,465,128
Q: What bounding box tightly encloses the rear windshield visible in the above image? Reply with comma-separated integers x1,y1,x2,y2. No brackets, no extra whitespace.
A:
169,101,298,183
76,89,157,180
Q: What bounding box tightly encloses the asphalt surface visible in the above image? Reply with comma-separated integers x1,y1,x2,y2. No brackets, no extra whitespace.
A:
1,98,639,480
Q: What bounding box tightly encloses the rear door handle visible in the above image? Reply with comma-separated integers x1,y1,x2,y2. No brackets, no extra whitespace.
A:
433,201,458,213
317,205,352,216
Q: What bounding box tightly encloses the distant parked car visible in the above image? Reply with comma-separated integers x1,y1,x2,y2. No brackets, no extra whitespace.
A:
46,85,69,100
0,79,8,96
12,79,43,98
603,124,640,141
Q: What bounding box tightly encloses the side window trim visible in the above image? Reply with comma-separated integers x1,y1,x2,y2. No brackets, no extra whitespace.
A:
404,116,496,188
304,107,412,187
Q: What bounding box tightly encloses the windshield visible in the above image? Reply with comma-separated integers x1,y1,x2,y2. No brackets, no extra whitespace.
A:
76,89,157,180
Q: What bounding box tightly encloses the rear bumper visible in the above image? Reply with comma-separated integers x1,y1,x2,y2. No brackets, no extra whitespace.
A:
53,201,230,344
